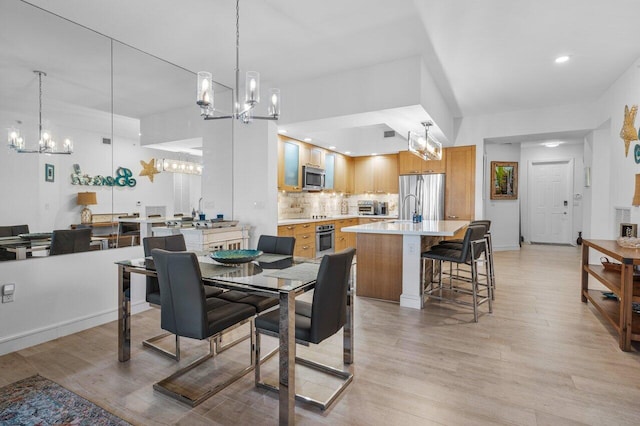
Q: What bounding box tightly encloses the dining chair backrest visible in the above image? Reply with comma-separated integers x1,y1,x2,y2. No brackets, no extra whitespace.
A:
458,224,488,262
151,249,208,340
257,235,295,255
470,220,491,233
309,247,356,344
49,228,91,255
0,224,29,237
143,234,187,255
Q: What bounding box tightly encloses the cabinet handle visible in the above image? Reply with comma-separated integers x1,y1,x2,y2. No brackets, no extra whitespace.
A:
448,215,458,219
287,226,295,230
302,224,310,228
302,235,309,239
303,245,309,249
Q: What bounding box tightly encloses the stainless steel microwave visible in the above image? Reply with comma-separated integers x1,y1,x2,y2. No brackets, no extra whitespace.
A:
302,165,325,191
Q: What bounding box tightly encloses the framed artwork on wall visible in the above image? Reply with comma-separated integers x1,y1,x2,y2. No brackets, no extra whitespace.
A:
490,161,518,200
620,223,637,238
45,163,54,182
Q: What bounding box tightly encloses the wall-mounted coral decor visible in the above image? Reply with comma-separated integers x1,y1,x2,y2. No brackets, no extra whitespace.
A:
619,104,638,157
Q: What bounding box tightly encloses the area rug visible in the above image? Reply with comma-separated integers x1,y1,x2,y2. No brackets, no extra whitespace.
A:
0,374,130,426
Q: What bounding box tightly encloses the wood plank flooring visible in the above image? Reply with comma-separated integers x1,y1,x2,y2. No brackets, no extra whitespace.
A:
2,244,640,425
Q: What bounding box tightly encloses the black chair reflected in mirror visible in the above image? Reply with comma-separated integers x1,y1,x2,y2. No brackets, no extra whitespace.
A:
142,235,224,361
151,248,256,407
254,247,356,411
49,228,91,256
0,224,30,260
116,215,140,247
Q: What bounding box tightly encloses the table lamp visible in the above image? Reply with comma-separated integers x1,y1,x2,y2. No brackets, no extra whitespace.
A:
77,191,97,224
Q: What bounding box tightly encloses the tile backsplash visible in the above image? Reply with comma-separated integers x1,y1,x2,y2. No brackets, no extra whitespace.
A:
278,192,399,219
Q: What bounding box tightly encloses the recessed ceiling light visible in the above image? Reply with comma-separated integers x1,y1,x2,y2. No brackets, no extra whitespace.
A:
543,141,561,148
278,129,287,134
329,146,336,150
555,55,570,64
344,151,351,155
371,153,378,156
304,137,312,142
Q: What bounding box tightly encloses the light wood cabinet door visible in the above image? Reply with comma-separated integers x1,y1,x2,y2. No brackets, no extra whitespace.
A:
374,154,398,194
334,153,354,193
398,151,423,175
309,147,324,168
423,148,446,174
354,157,374,193
444,145,475,221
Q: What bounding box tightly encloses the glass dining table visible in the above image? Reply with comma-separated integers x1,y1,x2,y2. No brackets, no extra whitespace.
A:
115,253,355,425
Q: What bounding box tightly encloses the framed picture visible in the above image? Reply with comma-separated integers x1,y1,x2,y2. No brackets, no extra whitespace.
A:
490,161,518,200
620,223,637,238
45,163,55,182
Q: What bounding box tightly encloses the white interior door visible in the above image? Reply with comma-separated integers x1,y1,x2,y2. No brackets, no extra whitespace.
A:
529,160,573,244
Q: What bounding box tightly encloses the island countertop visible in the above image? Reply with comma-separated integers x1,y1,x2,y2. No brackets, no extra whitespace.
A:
342,219,469,237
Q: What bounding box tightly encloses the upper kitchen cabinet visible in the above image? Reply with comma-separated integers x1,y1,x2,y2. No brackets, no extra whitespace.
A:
354,154,398,194
444,145,475,221
309,147,324,168
334,154,354,194
278,137,302,191
324,153,335,190
398,150,446,175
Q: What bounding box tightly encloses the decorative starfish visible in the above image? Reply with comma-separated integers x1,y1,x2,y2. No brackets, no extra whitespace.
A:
139,158,160,182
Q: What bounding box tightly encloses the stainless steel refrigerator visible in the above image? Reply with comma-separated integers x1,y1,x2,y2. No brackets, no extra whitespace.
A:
399,174,445,221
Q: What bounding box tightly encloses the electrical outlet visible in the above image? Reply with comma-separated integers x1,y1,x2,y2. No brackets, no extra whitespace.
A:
2,294,13,303
2,283,15,303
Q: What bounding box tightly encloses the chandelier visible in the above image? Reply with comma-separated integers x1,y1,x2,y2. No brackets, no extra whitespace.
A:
7,71,73,154
196,0,280,123
408,121,442,161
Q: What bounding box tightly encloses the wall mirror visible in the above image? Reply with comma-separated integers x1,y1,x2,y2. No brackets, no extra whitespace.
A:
0,0,231,259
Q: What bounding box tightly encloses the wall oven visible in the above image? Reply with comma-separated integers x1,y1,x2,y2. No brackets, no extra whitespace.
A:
316,223,335,257
303,165,325,191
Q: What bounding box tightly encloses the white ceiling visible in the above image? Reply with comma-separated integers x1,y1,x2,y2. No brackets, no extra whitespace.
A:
17,0,640,154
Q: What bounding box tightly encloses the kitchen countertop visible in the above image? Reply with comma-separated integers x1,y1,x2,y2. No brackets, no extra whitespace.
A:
342,219,468,236
278,215,398,226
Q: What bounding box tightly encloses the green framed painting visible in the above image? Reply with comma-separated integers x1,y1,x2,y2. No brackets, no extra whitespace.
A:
490,161,518,200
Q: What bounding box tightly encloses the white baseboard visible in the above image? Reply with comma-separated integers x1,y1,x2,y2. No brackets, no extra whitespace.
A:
0,301,151,356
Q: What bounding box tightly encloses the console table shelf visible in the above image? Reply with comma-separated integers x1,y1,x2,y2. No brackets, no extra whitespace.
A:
581,239,640,351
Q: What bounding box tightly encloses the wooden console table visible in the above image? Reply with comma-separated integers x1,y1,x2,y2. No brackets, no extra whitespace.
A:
581,239,640,351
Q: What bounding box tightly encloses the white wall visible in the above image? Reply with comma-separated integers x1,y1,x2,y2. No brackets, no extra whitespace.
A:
0,246,146,355
483,143,521,250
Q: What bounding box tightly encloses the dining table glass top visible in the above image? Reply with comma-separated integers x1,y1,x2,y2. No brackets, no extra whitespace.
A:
116,253,320,293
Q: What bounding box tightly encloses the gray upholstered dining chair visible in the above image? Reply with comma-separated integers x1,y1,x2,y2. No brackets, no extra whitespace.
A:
49,228,91,255
151,248,256,406
253,247,356,411
142,234,224,361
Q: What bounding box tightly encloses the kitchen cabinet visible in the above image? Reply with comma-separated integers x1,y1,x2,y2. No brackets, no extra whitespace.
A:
334,154,354,193
444,145,475,223
354,154,398,194
335,218,357,252
324,153,335,190
398,150,446,175
278,138,302,191
309,147,324,168
278,222,316,258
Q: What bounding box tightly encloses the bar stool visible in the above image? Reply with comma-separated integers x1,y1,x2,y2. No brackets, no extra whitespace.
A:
421,224,492,322
436,220,495,299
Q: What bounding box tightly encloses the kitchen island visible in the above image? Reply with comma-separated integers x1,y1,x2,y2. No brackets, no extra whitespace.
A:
343,220,468,309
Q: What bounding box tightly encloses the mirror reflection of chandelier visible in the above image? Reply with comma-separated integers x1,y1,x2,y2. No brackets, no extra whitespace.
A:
408,121,442,161
7,70,73,155
196,0,280,123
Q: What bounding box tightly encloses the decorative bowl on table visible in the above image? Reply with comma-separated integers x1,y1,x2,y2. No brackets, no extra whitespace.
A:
210,249,263,264
18,232,52,240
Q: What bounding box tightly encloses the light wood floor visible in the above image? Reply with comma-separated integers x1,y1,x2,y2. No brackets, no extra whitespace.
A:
2,244,640,425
